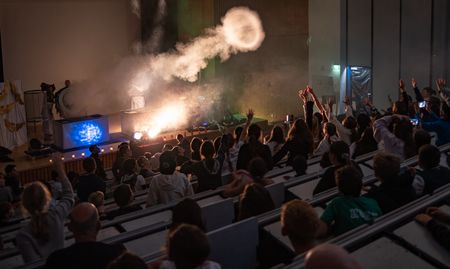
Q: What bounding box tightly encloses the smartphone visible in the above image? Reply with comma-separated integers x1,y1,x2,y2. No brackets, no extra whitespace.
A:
419,101,426,108
410,118,419,126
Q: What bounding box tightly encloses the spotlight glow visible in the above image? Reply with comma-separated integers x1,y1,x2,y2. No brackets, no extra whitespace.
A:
139,102,188,138
133,132,144,140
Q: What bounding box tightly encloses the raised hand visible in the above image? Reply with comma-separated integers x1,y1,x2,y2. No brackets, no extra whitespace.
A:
298,89,307,103
343,96,351,106
436,79,446,92
399,79,405,90
412,78,417,89
246,109,254,122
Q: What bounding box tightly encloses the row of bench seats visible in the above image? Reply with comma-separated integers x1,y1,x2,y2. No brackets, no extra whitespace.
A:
4,144,449,269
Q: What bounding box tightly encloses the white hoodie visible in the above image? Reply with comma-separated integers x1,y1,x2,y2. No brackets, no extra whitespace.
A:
146,171,193,207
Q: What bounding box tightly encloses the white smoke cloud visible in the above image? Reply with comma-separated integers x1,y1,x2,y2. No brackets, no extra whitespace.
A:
62,7,265,135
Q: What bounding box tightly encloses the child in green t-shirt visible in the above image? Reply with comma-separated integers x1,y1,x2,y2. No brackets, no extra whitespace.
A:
320,165,382,236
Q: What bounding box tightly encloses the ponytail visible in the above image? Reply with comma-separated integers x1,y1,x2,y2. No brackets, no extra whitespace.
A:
30,212,49,242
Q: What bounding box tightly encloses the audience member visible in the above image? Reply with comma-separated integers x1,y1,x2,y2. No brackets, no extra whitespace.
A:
280,200,321,254
273,119,313,165
121,159,146,191
89,145,107,179
364,153,415,213
412,145,450,195
150,144,174,172
0,173,13,203
373,115,416,160
172,146,190,166
313,122,339,157
222,157,273,197
350,127,378,159
170,198,205,232
238,183,275,220
77,157,106,202
320,165,382,236
112,143,131,182
181,137,228,192
4,164,21,200
159,224,221,269
313,141,361,195
237,123,273,170
413,128,432,152
146,151,193,207
0,202,15,226
415,207,450,250
137,156,155,178
45,203,125,269
17,156,74,262
107,252,148,269
190,137,202,161
324,97,357,145
265,126,285,156
292,155,307,177
305,244,363,269
107,184,142,220
88,191,106,219
177,134,191,159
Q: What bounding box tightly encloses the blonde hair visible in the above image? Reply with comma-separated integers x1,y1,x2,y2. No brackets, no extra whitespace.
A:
281,199,320,244
88,191,105,208
21,181,52,242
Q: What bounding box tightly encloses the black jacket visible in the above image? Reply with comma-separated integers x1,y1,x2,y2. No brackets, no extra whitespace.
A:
364,172,415,214
236,142,273,171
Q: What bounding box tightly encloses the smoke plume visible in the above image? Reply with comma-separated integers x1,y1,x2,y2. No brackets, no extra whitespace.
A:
62,7,265,135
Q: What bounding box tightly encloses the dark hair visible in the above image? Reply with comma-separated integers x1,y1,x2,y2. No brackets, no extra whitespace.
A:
393,118,416,159
82,157,96,173
352,127,378,159
342,116,359,143
268,126,285,144
122,159,137,175
373,153,401,182
107,252,147,269
113,184,133,207
288,119,314,154
324,122,337,145
248,157,268,182
159,151,177,175
171,198,205,232
4,164,16,174
429,96,441,115
292,155,307,176
356,113,371,136
238,183,275,220
234,126,244,142
168,224,211,269
419,144,441,170
200,141,215,159
190,137,202,152
177,134,184,142
329,141,350,165
335,165,363,197
414,129,431,152
89,145,99,153
248,124,262,142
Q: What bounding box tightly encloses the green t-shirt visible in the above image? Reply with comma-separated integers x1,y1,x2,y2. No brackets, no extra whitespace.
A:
320,196,382,235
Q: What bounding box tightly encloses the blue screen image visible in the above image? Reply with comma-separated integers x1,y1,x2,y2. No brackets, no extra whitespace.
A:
68,120,107,147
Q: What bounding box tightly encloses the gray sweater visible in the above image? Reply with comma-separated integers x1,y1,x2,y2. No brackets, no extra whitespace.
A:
16,176,74,263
